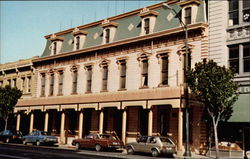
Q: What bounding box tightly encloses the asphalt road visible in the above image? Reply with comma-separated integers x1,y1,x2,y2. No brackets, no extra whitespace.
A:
0,143,175,159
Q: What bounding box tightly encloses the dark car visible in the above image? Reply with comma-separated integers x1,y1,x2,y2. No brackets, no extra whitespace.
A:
72,133,124,151
22,130,58,146
0,130,22,143
126,136,176,157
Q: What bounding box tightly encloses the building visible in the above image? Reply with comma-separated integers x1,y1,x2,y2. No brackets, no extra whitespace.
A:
13,0,209,155
208,0,250,155
0,57,36,132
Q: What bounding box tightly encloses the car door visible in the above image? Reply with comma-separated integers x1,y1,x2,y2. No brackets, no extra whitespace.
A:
82,134,94,148
135,136,147,152
145,137,157,153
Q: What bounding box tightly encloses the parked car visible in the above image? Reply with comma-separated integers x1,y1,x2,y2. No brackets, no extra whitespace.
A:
72,133,124,151
22,130,58,146
0,130,22,143
126,136,176,157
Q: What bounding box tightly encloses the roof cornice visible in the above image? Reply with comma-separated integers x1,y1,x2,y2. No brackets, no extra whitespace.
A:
35,23,207,63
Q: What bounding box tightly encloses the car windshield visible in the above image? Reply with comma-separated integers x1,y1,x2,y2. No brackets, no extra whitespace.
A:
99,134,116,140
160,137,174,145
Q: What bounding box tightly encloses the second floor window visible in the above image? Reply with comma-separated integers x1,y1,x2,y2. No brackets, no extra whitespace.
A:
41,74,46,97
27,76,31,93
102,66,108,91
86,67,92,92
105,29,110,44
49,74,54,96
13,78,16,87
76,36,80,50
144,18,150,34
21,77,25,91
120,61,126,89
229,45,239,73
243,0,250,22
243,43,250,72
72,71,78,94
228,0,239,26
141,60,148,87
185,7,191,25
58,72,64,95
161,56,169,85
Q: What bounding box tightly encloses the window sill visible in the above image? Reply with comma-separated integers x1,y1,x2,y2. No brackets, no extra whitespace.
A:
23,92,31,95
227,23,250,31
85,91,92,94
71,93,78,95
100,90,108,93
158,84,170,87
57,94,63,96
118,88,127,91
139,86,149,89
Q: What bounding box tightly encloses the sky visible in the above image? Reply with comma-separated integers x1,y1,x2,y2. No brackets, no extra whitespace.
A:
0,0,164,64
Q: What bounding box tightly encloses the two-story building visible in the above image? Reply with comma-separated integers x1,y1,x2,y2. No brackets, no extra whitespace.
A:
14,0,209,155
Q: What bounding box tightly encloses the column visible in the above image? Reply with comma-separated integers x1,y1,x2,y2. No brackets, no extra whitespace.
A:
122,109,127,144
178,108,183,153
148,109,153,136
16,113,21,131
60,111,65,144
29,112,34,133
99,110,104,134
44,111,49,132
78,111,84,138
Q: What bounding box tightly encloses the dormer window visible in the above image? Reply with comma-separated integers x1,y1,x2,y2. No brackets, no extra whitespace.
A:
185,7,191,25
177,0,201,25
105,29,110,43
48,34,64,55
101,19,118,44
72,27,88,51
138,8,159,35
76,36,80,50
144,18,150,34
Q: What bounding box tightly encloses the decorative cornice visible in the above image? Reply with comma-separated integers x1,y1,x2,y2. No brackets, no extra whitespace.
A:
48,34,64,42
72,27,88,36
101,19,118,28
34,23,208,63
138,7,159,17
177,0,201,7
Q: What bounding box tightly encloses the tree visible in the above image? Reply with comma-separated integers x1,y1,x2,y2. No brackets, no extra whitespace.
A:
186,59,238,157
0,85,22,130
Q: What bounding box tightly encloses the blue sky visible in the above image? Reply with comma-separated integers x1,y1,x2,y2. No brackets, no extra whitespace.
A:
0,1,163,64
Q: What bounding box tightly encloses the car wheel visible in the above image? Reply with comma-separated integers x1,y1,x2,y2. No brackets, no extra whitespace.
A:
5,138,10,143
95,144,102,152
36,140,40,146
75,143,80,150
151,148,159,157
126,146,134,155
23,140,27,145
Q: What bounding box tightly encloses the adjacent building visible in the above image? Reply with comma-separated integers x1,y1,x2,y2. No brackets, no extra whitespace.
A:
208,0,250,155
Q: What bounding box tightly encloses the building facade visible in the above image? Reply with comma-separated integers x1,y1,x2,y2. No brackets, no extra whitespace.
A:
208,0,250,155
12,0,209,155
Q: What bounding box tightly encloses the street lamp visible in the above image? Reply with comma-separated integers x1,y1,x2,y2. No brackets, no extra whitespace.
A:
162,3,191,157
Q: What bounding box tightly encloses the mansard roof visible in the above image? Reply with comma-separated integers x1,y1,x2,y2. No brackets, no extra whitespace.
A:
39,0,206,59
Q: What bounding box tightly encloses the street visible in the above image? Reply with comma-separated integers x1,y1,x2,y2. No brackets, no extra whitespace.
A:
0,143,176,159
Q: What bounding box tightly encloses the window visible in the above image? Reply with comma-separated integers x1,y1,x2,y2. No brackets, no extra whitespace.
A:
58,72,64,95
102,66,108,91
229,45,239,73
183,51,191,69
185,7,191,25
13,78,16,87
105,29,110,44
120,61,126,89
7,79,11,86
144,18,150,34
49,74,54,96
161,56,169,85
243,43,250,72
243,0,250,23
72,71,78,94
76,36,80,50
21,77,25,91
53,42,57,55
229,0,239,26
27,76,31,93
141,60,148,87
86,66,92,92
41,74,46,97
